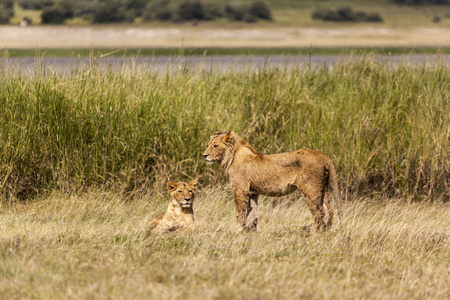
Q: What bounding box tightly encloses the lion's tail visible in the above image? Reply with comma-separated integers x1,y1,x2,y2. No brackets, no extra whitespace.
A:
327,160,343,222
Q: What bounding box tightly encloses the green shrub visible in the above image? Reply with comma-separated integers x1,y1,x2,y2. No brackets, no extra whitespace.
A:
142,0,173,21
248,1,271,20
177,1,205,21
124,0,150,17
18,0,54,10
225,1,272,22
93,0,134,23
0,0,14,24
41,6,67,24
366,12,383,22
432,15,442,22
203,3,222,20
224,4,244,21
312,6,383,22
73,0,97,18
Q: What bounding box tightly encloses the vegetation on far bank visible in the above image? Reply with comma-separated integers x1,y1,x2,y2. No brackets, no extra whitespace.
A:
3,0,450,26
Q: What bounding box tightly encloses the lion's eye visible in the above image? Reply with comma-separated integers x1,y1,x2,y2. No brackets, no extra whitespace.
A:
213,145,218,148
178,190,182,193
189,190,192,193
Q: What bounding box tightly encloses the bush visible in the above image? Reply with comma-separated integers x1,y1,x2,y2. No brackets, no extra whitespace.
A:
203,3,222,20
177,1,205,21
155,8,174,20
41,6,67,24
366,13,383,22
73,0,97,18
142,0,173,21
312,6,383,23
0,0,13,24
225,1,272,22
243,13,258,23
0,11,11,24
0,0,13,10
224,4,244,21
124,0,150,17
93,0,134,23
55,1,74,19
247,1,271,20
432,15,442,22
18,0,55,10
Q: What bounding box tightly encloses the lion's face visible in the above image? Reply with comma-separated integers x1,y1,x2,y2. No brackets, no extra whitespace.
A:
167,180,197,208
203,131,234,165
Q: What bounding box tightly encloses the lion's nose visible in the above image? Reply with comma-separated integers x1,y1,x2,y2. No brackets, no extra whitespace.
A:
184,197,191,201
203,154,208,158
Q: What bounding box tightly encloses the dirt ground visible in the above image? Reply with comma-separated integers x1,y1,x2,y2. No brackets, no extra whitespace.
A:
1,24,450,49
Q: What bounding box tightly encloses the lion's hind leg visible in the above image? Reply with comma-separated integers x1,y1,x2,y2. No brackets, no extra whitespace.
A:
323,185,334,229
299,186,326,232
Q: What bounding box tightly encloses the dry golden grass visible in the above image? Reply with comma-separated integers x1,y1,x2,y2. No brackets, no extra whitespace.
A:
0,187,448,299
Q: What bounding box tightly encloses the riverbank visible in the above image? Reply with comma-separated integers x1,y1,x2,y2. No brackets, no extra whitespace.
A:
1,24,450,52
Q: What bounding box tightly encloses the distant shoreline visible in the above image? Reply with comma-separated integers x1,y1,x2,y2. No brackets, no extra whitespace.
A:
1,25,450,55
3,47,450,57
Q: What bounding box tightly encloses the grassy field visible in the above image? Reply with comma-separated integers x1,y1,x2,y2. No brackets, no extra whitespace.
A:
0,187,449,299
0,37,449,298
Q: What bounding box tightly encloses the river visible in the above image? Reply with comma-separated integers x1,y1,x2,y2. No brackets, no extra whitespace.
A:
2,54,449,76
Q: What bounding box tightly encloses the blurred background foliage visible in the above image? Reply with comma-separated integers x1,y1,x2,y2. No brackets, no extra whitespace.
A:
12,0,273,24
4,0,448,25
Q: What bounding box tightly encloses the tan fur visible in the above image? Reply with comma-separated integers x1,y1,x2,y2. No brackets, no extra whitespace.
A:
203,130,342,232
144,179,198,234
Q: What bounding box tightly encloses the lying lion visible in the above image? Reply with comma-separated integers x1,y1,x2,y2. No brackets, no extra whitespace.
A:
144,179,198,234
203,130,342,232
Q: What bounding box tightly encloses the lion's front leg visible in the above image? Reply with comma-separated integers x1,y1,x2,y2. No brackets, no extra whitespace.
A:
233,189,258,232
245,194,258,231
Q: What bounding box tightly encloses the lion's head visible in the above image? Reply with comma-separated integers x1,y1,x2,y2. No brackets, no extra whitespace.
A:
167,179,198,208
202,130,236,166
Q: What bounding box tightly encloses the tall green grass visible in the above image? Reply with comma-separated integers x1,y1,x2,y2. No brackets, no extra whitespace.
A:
0,54,448,201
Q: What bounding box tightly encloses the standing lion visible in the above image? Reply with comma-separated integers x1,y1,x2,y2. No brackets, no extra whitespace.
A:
203,130,342,232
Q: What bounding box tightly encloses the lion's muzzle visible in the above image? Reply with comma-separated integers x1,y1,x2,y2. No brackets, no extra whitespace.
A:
203,154,215,165
181,198,192,208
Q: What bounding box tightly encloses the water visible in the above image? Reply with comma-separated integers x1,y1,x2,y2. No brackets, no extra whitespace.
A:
3,54,449,76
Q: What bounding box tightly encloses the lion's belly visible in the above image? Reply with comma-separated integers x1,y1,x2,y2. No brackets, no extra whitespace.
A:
249,176,298,196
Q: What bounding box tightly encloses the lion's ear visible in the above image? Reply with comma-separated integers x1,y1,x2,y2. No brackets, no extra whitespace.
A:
167,181,178,191
222,131,235,145
188,179,198,190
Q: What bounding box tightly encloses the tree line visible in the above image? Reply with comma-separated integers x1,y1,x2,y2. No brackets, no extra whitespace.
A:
4,0,272,24
0,0,449,25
